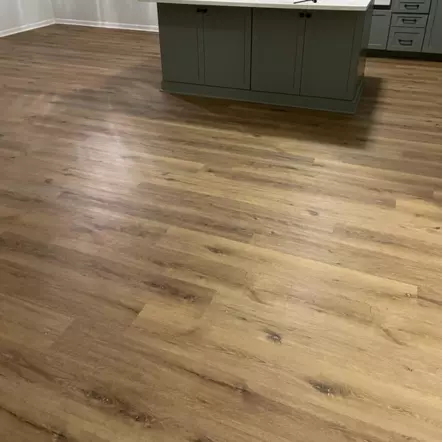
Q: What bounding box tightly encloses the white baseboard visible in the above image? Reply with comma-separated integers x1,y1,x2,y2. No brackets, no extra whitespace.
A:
0,17,158,38
55,19,158,33
0,18,56,38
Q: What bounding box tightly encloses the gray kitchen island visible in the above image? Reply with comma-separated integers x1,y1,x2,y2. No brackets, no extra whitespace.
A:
143,0,373,113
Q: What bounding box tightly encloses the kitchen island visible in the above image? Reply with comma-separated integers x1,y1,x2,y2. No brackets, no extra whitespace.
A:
144,0,373,113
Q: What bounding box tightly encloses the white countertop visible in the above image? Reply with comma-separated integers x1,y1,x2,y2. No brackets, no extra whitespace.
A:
140,0,372,11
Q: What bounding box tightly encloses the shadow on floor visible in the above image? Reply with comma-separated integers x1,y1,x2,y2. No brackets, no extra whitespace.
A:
170,75,384,150
59,72,383,150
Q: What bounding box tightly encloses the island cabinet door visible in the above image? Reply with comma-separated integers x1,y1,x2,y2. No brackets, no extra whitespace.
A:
251,9,305,95
157,4,204,84
300,11,362,100
202,7,252,89
423,0,442,54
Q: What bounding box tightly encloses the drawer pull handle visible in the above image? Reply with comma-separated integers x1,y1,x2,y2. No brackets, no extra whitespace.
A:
404,4,419,9
196,7,208,13
398,39,413,46
402,18,417,24
299,12,305,17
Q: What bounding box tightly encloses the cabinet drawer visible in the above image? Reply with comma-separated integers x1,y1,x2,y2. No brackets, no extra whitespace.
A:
392,13,428,27
392,0,431,14
387,27,425,51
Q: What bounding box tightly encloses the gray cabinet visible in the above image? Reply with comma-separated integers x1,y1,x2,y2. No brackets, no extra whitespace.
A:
423,0,442,53
368,0,436,53
301,11,365,100
203,7,251,89
158,3,372,113
251,9,305,94
158,4,204,84
157,4,251,88
251,10,366,101
369,11,392,49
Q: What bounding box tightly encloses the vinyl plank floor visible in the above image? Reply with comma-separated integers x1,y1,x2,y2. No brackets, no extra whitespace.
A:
0,25,442,441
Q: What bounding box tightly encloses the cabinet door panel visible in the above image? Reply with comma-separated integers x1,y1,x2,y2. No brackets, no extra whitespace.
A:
423,0,442,54
203,7,251,90
157,4,204,84
251,9,305,95
301,11,360,100
369,11,392,49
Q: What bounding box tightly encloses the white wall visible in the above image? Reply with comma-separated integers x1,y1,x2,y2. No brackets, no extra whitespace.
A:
0,0,54,36
52,0,158,31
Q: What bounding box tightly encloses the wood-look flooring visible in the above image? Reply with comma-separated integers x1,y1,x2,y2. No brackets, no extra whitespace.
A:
1,25,442,442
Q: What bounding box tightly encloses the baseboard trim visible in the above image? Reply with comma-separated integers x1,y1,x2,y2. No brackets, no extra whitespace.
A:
367,49,442,61
0,18,55,38
0,18,158,38
54,19,158,33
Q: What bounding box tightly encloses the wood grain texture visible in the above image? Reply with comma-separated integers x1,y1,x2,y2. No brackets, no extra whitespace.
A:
1,24,442,442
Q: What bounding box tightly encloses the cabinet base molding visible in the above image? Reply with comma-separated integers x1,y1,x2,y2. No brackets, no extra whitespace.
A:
367,49,442,60
162,80,364,114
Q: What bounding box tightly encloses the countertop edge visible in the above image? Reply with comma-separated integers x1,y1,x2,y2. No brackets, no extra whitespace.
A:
140,0,372,12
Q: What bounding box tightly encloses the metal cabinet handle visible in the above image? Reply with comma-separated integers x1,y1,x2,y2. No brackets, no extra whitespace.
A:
305,12,312,18
299,12,305,17
402,18,417,24
398,39,413,45
404,4,419,9
196,7,208,13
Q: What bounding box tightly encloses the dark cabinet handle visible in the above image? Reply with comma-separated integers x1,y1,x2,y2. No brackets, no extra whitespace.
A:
398,39,413,46
402,18,417,24
306,12,312,18
299,12,305,17
196,7,208,13
404,4,419,9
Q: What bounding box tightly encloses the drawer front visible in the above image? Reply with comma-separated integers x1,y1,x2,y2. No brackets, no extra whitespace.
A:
387,27,425,51
392,0,431,14
392,13,428,27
